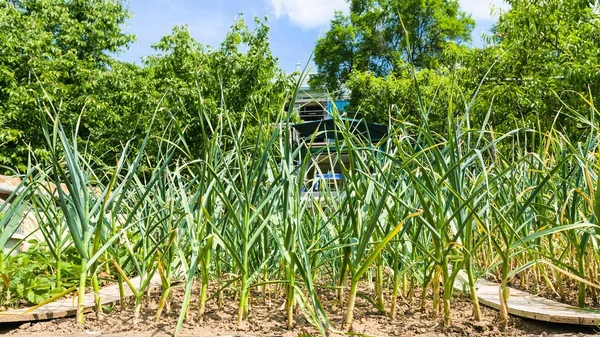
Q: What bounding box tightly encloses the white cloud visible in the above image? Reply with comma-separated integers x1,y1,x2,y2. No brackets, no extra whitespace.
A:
459,0,510,21
268,0,348,30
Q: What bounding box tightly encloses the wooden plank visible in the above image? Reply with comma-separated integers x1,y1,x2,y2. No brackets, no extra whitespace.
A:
0,274,161,323
0,183,17,201
454,273,600,325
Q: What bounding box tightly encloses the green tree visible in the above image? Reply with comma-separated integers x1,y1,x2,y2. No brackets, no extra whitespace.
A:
311,0,475,94
471,0,600,135
82,61,158,163
144,16,293,156
345,42,473,127
346,65,466,131
0,0,134,171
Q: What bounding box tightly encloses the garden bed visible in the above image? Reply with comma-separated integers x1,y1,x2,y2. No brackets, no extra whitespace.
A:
2,282,597,337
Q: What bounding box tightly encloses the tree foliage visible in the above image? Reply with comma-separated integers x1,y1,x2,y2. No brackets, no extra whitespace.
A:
144,17,292,155
0,0,133,171
346,62,469,132
2,0,600,171
314,0,600,139
479,0,600,134
311,0,474,94
0,1,291,171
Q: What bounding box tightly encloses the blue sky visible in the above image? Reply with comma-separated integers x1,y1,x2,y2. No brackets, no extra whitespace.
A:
117,0,509,73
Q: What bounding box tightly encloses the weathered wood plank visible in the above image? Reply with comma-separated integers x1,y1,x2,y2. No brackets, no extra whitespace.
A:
455,274,600,325
0,274,161,323
0,183,18,201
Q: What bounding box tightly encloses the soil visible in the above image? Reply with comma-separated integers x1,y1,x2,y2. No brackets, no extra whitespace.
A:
1,281,598,337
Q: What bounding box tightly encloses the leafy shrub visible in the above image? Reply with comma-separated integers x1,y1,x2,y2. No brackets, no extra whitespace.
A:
0,243,80,307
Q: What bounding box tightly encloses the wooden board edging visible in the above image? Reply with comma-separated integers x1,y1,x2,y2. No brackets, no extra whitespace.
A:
454,272,600,326
0,274,161,324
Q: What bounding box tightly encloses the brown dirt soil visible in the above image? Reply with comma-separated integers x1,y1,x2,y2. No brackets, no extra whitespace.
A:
1,281,598,337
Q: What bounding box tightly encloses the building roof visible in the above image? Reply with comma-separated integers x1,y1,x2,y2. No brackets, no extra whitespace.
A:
291,118,388,142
